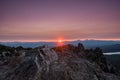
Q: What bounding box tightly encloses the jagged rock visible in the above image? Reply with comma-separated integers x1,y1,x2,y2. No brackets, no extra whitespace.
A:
0,44,120,80
77,43,85,52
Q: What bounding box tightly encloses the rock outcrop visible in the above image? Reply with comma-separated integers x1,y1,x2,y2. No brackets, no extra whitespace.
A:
0,44,120,80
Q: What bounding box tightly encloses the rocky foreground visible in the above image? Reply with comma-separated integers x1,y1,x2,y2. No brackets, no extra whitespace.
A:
0,43,120,80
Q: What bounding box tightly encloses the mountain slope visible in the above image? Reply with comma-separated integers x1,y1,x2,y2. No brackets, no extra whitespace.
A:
0,44,120,80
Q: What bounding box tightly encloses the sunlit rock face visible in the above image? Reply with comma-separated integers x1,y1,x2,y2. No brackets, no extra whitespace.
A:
0,44,120,80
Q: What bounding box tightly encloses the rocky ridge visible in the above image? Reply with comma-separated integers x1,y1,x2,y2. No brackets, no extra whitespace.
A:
0,44,120,80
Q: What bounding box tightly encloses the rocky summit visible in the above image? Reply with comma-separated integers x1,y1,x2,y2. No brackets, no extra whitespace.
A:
0,44,120,80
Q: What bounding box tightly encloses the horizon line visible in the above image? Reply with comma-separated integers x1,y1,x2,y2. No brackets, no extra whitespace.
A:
0,38,120,42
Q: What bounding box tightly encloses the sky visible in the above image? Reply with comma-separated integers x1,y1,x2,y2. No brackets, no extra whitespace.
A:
0,0,120,42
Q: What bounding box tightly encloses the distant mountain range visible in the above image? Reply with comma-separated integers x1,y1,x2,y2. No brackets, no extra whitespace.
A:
0,40,120,52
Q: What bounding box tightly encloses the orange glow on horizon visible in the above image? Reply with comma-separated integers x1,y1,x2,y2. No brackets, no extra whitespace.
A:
0,38,120,42
59,40,62,43
56,38,64,46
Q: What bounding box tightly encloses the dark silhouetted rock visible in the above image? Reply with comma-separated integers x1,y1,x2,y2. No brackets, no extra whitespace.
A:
0,44,120,80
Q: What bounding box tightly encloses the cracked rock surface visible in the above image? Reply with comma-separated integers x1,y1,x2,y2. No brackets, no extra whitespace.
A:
0,45,120,80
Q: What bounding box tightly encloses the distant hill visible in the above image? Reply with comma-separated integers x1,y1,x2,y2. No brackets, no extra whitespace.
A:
0,42,56,48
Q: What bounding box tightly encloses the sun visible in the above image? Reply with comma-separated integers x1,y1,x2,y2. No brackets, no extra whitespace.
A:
59,40,62,43
57,39,64,46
